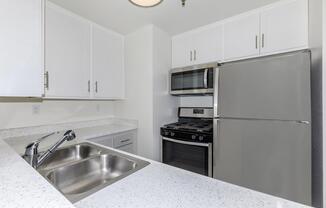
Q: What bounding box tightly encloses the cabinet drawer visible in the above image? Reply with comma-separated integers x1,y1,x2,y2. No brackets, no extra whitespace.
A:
113,132,134,148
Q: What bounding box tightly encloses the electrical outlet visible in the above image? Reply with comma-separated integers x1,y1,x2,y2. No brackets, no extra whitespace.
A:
32,105,41,115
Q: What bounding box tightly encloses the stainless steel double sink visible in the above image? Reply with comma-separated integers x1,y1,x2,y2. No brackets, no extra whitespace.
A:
34,142,150,203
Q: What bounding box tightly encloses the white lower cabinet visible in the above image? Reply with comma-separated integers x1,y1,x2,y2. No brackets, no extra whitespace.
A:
88,130,137,154
117,144,134,154
89,135,114,148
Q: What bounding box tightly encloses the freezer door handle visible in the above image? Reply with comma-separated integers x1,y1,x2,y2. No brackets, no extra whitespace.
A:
214,68,220,117
297,120,310,125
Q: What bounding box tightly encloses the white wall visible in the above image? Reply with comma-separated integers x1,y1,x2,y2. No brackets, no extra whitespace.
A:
323,0,326,206
115,25,179,160
115,25,155,159
0,100,115,130
180,96,213,108
309,0,323,207
153,26,179,161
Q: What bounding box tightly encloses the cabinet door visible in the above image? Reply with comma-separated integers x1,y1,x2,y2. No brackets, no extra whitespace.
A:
172,35,190,68
118,144,135,154
45,4,91,98
260,0,308,55
92,25,125,99
88,135,113,148
0,0,43,97
193,24,224,64
224,13,260,61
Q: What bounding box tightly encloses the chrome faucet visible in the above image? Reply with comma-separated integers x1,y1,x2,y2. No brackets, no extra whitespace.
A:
24,130,76,169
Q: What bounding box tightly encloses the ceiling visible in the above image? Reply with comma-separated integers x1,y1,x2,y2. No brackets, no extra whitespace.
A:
49,0,282,35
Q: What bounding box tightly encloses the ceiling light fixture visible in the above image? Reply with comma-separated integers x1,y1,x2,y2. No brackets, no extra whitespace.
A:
181,0,186,7
129,0,187,8
129,0,163,8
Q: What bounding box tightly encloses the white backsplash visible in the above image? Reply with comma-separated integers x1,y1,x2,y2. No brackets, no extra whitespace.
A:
179,96,213,108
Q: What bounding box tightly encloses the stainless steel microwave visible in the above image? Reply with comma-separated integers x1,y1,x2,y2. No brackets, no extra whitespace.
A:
169,63,217,96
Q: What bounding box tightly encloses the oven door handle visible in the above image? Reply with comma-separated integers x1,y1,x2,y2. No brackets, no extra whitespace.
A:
162,137,210,147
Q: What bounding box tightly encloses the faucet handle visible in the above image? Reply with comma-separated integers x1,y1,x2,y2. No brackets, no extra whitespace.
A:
64,130,76,141
24,142,39,156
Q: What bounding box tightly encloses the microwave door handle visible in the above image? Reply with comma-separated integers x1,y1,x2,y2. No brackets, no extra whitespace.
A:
204,68,208,88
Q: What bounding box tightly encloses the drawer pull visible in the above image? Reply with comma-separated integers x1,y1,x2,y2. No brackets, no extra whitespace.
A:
120,139,130,143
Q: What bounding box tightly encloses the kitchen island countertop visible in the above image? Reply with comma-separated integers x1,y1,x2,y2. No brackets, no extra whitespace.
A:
0,118,311,208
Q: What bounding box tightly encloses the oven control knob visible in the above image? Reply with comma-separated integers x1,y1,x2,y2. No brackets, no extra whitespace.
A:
165,131,170,136
171,132,175,137
199,136,204,141
191,135,197,140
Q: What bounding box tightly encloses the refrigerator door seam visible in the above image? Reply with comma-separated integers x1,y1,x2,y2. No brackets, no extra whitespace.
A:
214,117,310,124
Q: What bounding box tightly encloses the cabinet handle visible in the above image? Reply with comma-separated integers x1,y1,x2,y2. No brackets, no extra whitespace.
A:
262,33,265,48
194,50,197,61
95,81,98,93
190,51,193,61
88,80,90,93
120,139,131,143
44,71,49,90
255,35,258,49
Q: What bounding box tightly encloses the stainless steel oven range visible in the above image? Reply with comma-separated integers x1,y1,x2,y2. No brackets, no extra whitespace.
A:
161,107,213,177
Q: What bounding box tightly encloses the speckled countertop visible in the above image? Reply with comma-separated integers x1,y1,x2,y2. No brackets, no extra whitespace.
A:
75,160,311,208
0,118,311,208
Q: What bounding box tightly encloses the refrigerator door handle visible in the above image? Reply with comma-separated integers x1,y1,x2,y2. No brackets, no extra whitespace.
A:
208,143,213,177
213,119,220,178
214,68,220,117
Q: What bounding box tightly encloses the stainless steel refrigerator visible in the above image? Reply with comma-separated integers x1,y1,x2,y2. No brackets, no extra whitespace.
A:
213,50,311,205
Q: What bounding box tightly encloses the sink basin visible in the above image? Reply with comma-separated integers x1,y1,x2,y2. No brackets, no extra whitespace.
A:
38,143,102,170
46,154,136,195
36,142,150,203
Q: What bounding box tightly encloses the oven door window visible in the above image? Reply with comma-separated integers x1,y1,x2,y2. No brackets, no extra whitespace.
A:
163,139,209,176
171,69,207,91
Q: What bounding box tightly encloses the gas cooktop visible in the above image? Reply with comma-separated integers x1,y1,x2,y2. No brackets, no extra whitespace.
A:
160,107,213,143
163,120,213,134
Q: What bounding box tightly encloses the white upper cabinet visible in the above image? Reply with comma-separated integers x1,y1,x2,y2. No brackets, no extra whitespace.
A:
172,35,189,68
45,3,91,98
260,0,308,55
92,25,125,99
192,24,224,65
224,13,260,61
0,0,43,97
172,24,223,68
172,0,308,64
